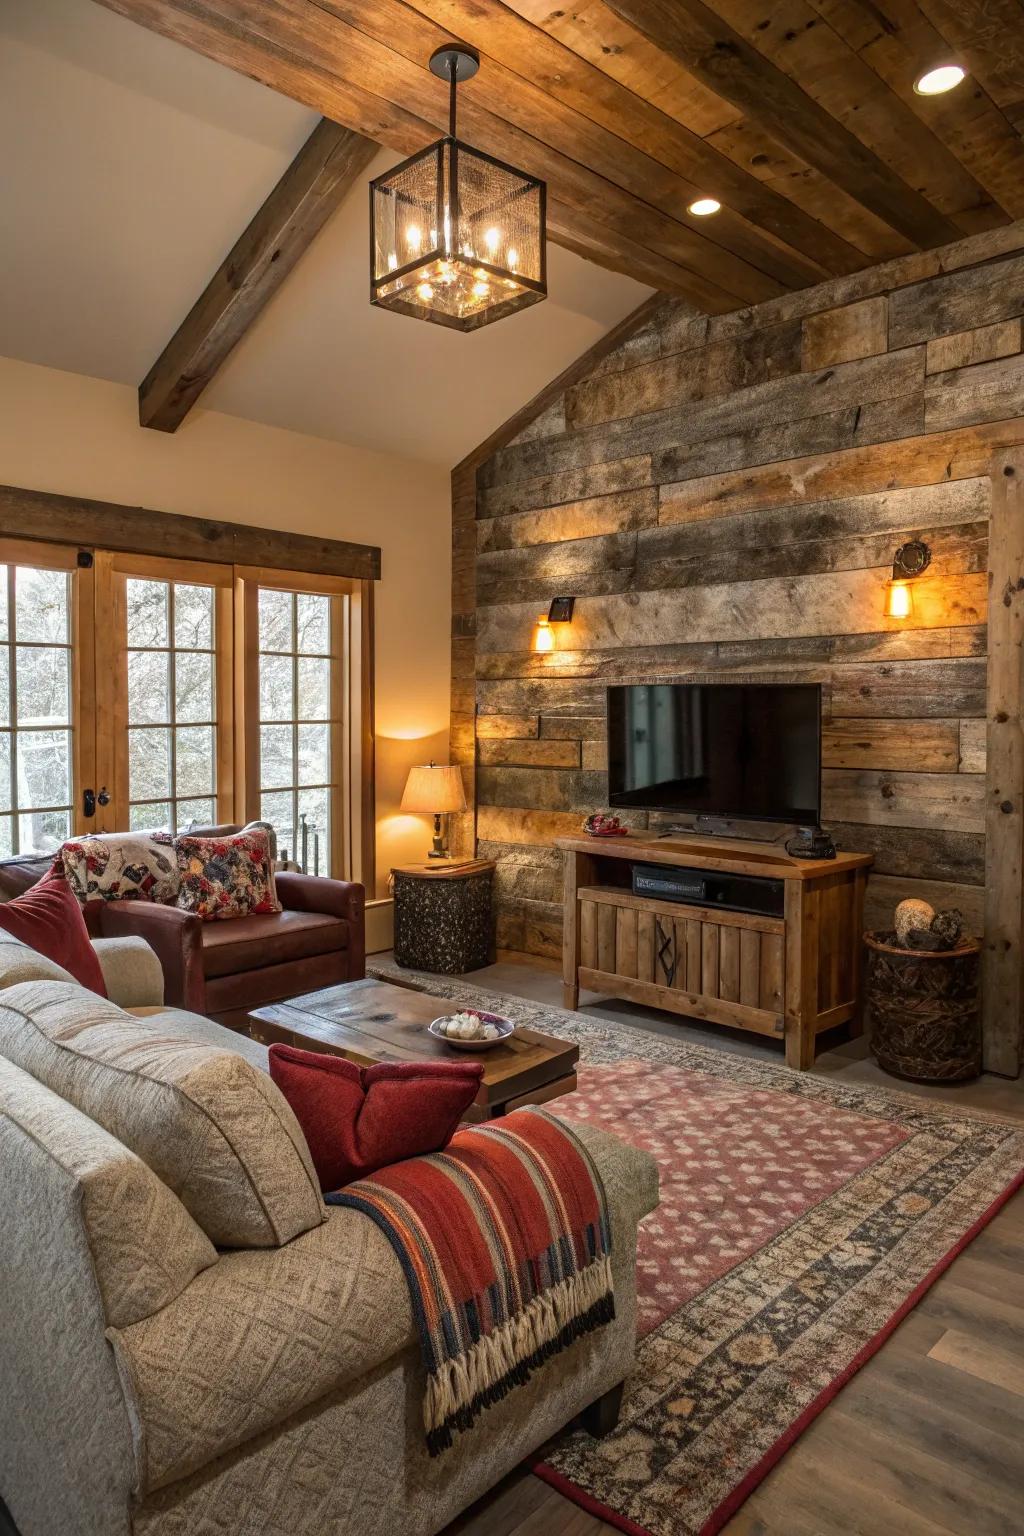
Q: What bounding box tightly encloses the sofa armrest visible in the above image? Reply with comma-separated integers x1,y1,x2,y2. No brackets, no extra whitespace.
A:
91,936,165,1010
276,873,365,976
98,902,205,1013
545,1116,660,1232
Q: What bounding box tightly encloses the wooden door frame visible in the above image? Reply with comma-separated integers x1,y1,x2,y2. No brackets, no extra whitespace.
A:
95,552,236,834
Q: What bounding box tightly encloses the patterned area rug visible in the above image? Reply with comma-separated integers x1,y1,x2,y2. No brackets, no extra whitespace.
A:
369,961,1024,1536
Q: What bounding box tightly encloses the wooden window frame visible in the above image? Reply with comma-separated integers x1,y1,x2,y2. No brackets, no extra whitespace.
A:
235,567,374,889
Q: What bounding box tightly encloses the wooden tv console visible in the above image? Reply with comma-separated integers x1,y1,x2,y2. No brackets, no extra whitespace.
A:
557,833,872,1071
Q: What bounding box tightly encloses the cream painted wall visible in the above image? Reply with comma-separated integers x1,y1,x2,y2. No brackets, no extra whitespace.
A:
0,354,451,895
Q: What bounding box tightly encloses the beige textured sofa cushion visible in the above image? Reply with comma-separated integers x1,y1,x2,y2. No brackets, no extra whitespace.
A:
0,979,325,1248
0,1054,216,1329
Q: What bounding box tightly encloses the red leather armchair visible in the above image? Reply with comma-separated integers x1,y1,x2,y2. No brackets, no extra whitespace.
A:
99,873,365,1032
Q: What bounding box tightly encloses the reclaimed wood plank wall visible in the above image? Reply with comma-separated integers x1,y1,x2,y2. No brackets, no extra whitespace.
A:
452,224,1024,1055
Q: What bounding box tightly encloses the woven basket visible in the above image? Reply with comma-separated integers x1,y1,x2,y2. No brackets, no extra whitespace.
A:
863,930,981,1082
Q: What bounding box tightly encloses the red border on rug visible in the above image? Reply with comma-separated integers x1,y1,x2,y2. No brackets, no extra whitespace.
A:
532,1165,1024,1536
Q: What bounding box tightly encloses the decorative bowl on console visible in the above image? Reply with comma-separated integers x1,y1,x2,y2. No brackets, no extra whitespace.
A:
582,812,628,838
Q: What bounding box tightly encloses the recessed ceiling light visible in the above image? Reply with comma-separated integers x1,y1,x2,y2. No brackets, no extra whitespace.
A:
914,64,965,95
688,197,721,217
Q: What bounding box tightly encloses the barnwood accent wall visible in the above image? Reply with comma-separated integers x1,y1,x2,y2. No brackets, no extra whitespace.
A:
452,222,1024,1075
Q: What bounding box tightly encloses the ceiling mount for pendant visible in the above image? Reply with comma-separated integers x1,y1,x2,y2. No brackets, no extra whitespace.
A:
369,41,547,332
428,44,480,85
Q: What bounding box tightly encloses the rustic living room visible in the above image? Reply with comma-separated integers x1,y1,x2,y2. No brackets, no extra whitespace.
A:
1,3,1023,1535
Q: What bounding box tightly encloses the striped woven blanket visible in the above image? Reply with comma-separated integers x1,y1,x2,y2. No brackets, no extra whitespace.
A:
327,1109,614,1454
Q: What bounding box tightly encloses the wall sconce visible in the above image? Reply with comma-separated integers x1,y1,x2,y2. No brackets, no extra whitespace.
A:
532,596,575,653
885,539,931,620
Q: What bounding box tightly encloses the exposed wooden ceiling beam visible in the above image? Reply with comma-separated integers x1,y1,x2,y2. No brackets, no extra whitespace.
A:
915,0,1024,133
91,0,783,309
341,0,865,279
703,0,1006,235
140,116,377,431
800,0,1024,221
602,0,964,248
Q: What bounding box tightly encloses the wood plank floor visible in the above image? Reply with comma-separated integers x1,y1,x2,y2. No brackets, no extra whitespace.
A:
436,952,1024,1536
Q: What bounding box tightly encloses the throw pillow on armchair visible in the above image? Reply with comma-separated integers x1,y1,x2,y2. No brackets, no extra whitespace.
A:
268,1043,484,1190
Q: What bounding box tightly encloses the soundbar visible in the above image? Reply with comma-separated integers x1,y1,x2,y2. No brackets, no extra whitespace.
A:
631,862,785,919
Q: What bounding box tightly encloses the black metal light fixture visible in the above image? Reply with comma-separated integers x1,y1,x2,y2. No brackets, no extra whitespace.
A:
885,538,931,620
369,44,547,331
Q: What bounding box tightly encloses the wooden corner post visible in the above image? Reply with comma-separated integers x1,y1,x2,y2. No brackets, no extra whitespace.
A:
984,449,1024,1078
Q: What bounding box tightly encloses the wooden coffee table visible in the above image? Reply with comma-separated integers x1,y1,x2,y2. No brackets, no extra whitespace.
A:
249,977,579,1122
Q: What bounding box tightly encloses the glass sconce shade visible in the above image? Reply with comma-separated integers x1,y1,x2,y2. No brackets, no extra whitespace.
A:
885,579,913,620
371,139,546,331
532,615,555,653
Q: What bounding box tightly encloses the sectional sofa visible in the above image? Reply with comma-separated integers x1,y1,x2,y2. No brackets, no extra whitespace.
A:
0,930,658,1536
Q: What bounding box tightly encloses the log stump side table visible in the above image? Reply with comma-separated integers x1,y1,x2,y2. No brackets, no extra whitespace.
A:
863,930,982,1082
392,859,496,974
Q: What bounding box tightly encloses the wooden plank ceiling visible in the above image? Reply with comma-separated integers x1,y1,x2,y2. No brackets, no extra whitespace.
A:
95,0,1024,314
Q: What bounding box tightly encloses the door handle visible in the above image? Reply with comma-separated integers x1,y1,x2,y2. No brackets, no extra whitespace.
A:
83,787,111,818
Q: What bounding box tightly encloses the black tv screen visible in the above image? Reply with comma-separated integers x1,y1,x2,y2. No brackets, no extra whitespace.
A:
607,682,821,826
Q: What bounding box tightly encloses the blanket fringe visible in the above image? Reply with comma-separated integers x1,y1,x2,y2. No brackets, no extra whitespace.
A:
424,1254,615,1456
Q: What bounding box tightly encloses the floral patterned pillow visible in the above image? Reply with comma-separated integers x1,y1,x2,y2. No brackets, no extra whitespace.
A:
174,828,281,921
61,833,179,905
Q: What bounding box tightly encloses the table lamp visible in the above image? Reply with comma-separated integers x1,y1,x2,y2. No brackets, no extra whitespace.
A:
400,761,467,859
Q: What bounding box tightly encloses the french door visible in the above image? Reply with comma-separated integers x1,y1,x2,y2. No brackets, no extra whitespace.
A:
95,553,235,835
0,539,373,883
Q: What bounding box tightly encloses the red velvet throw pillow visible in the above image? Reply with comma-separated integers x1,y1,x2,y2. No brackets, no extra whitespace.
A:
0,867,107,997
268,1043,484,1191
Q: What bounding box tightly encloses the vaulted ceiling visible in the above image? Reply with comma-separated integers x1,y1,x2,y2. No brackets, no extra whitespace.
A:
93,0,1024,315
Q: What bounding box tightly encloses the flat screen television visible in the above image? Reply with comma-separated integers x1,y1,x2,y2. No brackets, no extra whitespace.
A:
607,682,822,827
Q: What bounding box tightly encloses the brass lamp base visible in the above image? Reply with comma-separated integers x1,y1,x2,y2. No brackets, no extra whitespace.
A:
428,811,452,859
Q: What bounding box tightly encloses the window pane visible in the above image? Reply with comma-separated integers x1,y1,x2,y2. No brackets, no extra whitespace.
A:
0,571,7,642
16,568,68,643
297,593,330,656
174,584,213,650
260,653,293,722
129,728,171,802
297,787,331,877
16,729,70,810
16,647,69,726
297,657,331,721
130,802,172,833
175,726,214,797
260,724,293,791
258,589,293,652
176,797,215,831
19,808,69,854
126,579,168,647
175,650,213,723
128,649,170,725
0,814,11,859
0,733,9,812
0,649,8,727
297,723,330,786
260,790,294,860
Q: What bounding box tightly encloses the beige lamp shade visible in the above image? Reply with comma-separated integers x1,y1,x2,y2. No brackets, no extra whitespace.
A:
401,763,467,815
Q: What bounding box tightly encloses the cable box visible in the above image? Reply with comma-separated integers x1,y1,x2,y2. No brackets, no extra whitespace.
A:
631,862,785,919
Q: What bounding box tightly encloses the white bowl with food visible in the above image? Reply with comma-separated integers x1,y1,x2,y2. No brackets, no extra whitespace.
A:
428,1008,515,1050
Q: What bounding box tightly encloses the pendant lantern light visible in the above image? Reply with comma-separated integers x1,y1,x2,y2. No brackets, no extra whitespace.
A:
370,45,547,331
